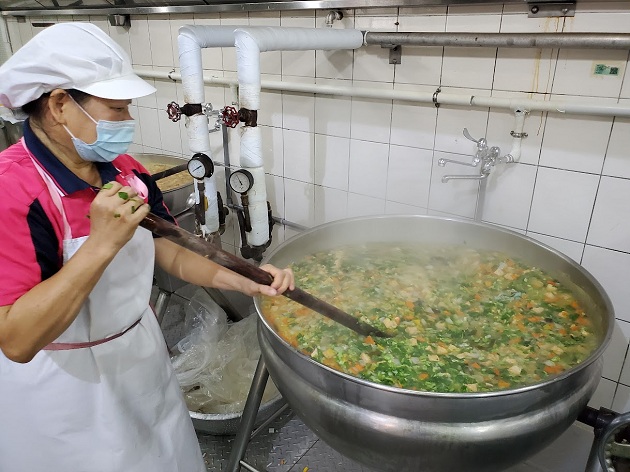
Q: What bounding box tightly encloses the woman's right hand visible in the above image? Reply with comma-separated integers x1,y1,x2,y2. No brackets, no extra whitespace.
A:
87,181,150,253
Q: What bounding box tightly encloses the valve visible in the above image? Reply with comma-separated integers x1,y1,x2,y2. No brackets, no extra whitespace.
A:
166,101,181,122
166,101,203,122
221,106,240,128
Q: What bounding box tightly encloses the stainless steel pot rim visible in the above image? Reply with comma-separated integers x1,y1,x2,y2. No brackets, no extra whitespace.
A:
162,182,194,193
255,214,615,400
188,392,283,420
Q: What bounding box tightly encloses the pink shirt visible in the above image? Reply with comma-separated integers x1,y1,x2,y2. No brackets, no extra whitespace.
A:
0,121,174,306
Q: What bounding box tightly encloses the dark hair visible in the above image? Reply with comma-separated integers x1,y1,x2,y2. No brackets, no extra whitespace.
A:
21,89,91,119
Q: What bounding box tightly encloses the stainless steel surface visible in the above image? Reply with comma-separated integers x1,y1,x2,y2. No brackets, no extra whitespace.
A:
193,410,597,471
364,32,630,49
0,0,617,16
597,412,630,471
134,153,194,216
0,119,22,152
254,215,614,472
157,287,286,437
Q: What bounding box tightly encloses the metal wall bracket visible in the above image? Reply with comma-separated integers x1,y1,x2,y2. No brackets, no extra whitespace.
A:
381,44,402,65
528,2,575,18
108,13,130,27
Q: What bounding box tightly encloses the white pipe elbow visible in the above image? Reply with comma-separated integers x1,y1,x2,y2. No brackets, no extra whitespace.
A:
505,109,528,163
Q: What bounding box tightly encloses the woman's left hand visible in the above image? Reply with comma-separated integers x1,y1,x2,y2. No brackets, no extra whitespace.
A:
243,264,294,297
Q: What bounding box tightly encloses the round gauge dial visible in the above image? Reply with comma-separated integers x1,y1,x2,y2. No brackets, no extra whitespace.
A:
229,169,254,194
187,153,214,179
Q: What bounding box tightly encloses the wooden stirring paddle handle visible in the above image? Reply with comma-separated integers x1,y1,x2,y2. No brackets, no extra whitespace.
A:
140,212,390,338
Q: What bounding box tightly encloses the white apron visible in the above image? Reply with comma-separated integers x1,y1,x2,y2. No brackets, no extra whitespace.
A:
0,141,205,472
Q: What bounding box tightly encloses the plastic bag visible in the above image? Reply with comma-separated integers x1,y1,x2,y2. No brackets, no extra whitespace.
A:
170,289,279,415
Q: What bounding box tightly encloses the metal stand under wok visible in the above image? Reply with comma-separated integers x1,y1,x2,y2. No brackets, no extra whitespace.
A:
225,356,289,472
225,364,630,472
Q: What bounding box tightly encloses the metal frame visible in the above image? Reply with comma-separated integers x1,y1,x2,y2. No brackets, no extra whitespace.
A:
0,0,595,17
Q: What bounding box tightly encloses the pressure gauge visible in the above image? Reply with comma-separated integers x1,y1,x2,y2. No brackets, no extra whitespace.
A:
187,153,214,179
229,169,254,194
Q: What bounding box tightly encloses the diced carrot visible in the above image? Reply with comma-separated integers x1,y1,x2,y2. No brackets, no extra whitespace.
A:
576,316,589,326
349,363,365,374
474,293,482,301
544,365,563,375
405,300,415,309
365,336,375,345
570,300,581,310
493,368,501,376
418,373,429,380
498,380,511,389
471,362,481,369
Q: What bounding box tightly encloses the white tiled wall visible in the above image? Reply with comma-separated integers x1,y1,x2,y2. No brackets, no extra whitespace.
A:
5,2,630,410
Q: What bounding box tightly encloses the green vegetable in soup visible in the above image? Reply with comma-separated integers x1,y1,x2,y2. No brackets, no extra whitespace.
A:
260,244,597,393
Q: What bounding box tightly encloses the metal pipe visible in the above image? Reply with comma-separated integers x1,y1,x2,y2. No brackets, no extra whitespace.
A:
136,69,630,118
364,32,630,50
227,202,308,231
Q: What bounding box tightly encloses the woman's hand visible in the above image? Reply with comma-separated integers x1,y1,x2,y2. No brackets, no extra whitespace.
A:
241,264,294,297
87,181,150,253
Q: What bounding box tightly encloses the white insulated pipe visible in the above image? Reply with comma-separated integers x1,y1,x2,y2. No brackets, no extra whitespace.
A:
234,26,364,111
138,69,630,119
178,26,241,237
232,26,363,247
176,25,363,248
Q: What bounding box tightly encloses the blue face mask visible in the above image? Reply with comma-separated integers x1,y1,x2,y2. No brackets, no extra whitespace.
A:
63,98,135,163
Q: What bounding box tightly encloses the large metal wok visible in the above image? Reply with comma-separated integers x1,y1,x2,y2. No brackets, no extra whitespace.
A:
254,215,614,472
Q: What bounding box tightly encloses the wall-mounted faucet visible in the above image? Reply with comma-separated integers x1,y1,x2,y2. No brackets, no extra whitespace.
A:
325,10,343,27
440,128,506,183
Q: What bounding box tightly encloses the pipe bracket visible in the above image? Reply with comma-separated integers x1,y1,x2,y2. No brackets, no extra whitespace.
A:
528,2,575,18
432,87,441,108
381,43,402,65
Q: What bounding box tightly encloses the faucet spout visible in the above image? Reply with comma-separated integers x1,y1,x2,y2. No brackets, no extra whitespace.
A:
442,173,490,183
438,156,480,168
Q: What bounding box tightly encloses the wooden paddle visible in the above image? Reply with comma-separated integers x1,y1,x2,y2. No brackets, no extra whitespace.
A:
140,212,391,338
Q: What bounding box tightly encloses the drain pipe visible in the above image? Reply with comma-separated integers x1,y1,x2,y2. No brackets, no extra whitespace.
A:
178,25,240,239
504,109,527,163
233,26,363,255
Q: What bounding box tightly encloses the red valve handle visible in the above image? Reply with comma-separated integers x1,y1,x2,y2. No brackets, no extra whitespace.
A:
221,106,240,128
166,101,182,122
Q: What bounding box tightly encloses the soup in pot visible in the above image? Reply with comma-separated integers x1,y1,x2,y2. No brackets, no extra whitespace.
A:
260,244,598,393
145,163,193,192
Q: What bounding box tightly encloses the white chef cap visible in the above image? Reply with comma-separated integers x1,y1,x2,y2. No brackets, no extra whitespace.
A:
0,22,156,109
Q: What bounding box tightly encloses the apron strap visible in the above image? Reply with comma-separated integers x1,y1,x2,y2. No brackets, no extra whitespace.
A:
21,138,73,240
43,317,142,351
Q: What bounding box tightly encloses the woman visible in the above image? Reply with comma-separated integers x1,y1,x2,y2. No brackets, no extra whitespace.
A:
0,23,294,471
